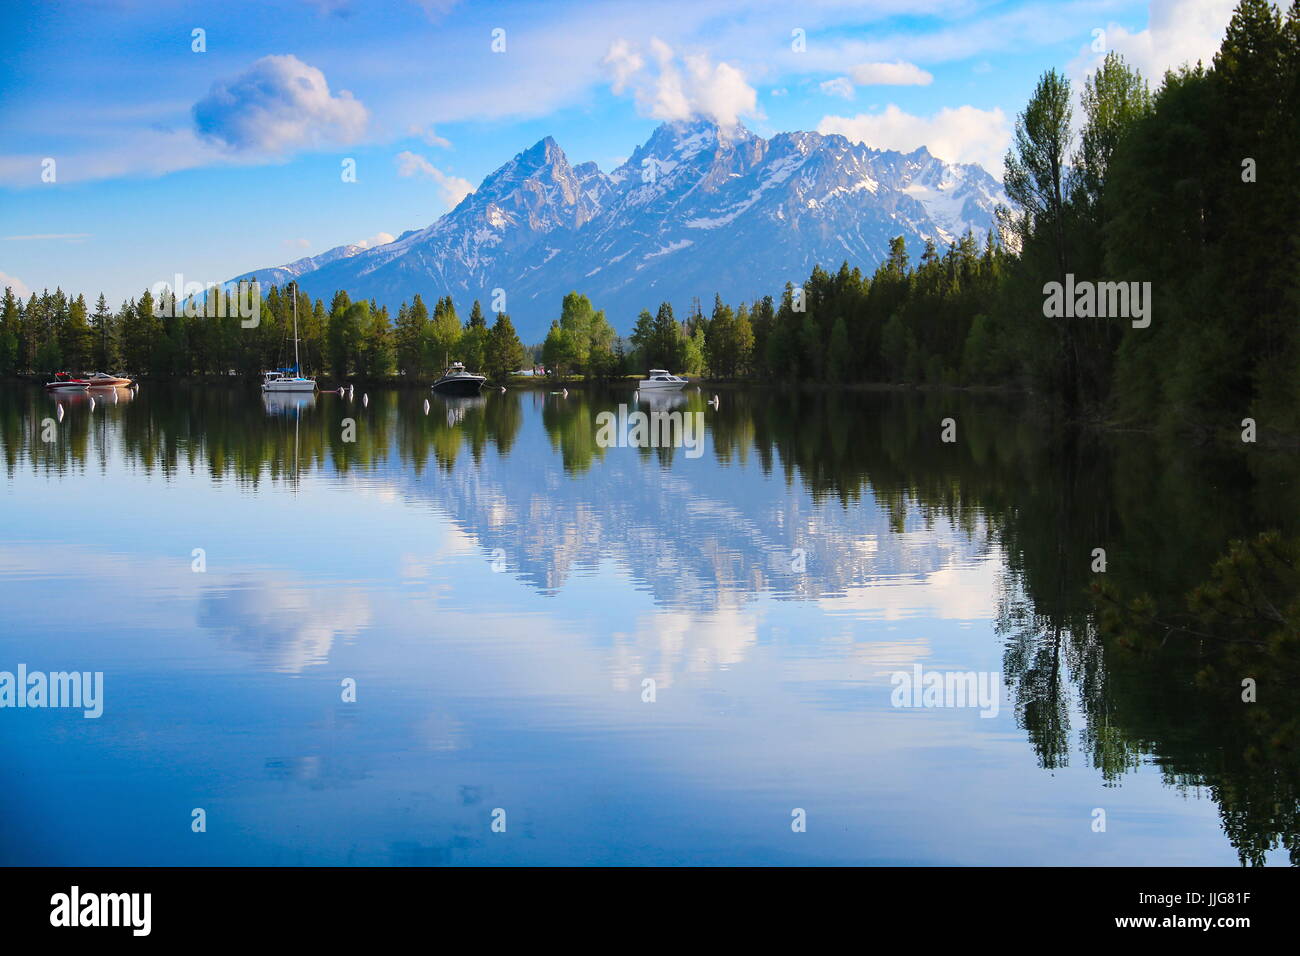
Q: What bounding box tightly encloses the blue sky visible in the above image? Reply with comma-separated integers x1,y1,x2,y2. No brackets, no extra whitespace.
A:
0,0,1240,307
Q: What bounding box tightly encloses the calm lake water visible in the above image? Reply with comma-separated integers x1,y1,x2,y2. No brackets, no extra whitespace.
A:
0,383,1295,865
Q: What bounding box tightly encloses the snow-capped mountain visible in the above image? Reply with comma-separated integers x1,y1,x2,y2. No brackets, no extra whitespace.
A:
234,242,374,288
230,119,1006,342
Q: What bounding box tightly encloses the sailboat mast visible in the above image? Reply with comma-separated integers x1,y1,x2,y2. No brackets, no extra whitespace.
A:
292,281,300,374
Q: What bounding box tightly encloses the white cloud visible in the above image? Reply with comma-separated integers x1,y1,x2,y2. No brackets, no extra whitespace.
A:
0,128,220,186
408,124,452,148
0,271,32,299
355,232,395,249
1070,0,1237,86
602,37,760,130
193,54,368,153
603,38,646,96
819,60,932,102
818,104,1011,173
283,238,311,250
394,150,474,210
848,60,933,86
818,553,1004,624
819,77,855,99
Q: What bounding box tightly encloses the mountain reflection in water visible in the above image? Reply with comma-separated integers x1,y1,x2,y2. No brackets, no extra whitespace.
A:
0,384,1295,865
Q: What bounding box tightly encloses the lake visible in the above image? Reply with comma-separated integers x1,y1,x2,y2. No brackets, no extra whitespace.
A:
0,383,1295,865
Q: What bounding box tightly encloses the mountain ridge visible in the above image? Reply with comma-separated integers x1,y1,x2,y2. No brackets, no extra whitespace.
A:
230,119,1007,342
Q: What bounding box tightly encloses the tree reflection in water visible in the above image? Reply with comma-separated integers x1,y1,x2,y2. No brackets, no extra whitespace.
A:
2,383,1296,862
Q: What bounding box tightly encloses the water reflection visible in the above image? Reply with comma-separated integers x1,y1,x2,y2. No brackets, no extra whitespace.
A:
0,383,1295,864
262,391,317,415
197,577,372,673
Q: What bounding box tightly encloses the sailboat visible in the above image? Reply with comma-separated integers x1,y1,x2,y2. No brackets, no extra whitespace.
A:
262,281,317,393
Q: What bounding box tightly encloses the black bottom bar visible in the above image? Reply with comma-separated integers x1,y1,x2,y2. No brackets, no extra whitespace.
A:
0,866,1284,940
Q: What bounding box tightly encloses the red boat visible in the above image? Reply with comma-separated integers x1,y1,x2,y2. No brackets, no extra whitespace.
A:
44,373,90,391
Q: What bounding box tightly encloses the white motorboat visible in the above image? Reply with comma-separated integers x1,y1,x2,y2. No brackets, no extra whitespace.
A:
85,372,133,387
640,369,688,390
431,362,486,396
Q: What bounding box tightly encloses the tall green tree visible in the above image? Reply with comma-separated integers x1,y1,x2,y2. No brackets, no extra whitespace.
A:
541,320,579,377
395,294,430,376
329,297,364,378
1003,68,1073,274
0,287,21,376
356,303,395,378
484,311,526,383
1003,68,1077,410
427,295,461,370
460,299,489,373
556,291,614,376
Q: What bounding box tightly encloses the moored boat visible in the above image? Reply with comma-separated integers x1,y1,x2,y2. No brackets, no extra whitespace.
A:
262,369,317,392
640,369,688,390
261,281,317,393
85,372,133,387
44,373,89,391
431,362,486,396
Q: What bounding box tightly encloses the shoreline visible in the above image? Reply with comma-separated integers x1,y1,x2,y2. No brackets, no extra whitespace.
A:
8,375,1296,449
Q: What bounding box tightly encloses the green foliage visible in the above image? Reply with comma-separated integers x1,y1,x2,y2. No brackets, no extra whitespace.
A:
34,336,63,374
13,2,1295,418
0,287,21,376
1003,67,1072,268
395,294,430,376
704,294,753,378
555,291,615,377
356,303,395,378
329,299,364,378
484,311,526,383
541,320,579,376
628,302,687,373
426,295,461,371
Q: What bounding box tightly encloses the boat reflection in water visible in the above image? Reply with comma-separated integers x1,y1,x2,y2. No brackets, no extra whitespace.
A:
262,390,318,415
0,383,1297,865
45,384,135,409
432,393,487,427
634,387,690,410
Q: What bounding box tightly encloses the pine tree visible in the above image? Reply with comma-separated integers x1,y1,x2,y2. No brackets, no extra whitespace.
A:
396,294,430,376
484,311,526,383
427,295,462,370
0,287,20,376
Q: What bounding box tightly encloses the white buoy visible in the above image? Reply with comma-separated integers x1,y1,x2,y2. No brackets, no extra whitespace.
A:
89,396,96,411
423,399,430,414
562,388,568,398
499,385,506,393
709,394,720,408
362,393,369,407
56,403,64,421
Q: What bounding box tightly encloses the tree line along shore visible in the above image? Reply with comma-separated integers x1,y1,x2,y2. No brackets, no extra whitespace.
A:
3,2,1296,436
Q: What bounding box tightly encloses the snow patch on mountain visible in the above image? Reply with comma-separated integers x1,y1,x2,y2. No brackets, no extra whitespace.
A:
229,118,1007,342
